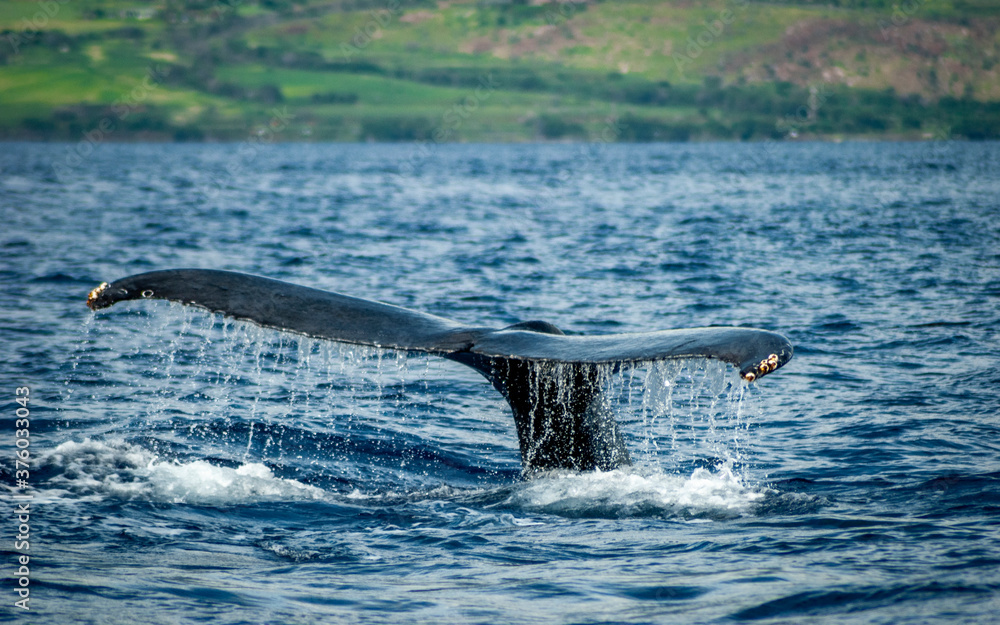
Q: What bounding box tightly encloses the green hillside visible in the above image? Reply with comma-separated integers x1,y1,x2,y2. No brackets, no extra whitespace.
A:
2,0,999,141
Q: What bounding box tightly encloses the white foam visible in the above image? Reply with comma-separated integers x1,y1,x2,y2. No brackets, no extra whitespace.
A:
41,439,326,505
503,462,764,519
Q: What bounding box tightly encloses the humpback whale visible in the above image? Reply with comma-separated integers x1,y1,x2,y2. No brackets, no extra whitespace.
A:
87,269,792,474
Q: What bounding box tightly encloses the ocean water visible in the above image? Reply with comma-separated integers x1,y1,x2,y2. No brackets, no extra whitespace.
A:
1,141,999,624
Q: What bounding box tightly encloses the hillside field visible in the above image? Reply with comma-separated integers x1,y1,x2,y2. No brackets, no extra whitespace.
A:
2,0,999,141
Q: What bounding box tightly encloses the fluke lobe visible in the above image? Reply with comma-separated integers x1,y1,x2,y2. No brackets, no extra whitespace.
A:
88,269,792,475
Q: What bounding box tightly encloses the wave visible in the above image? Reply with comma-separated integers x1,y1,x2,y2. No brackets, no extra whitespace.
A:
499,462,765,519
38,439,327,505
34,438,772,521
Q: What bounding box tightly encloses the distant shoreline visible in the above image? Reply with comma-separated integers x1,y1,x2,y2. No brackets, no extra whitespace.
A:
1,135,991,144
3,0,999,145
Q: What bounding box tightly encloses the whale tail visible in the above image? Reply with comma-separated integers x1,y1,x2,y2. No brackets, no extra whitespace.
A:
448,343,632,472
88,269,792,474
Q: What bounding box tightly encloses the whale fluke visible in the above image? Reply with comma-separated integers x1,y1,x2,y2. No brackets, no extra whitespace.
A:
88,269,793,474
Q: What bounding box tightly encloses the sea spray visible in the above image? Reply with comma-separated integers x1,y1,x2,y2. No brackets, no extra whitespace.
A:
77,301,762,495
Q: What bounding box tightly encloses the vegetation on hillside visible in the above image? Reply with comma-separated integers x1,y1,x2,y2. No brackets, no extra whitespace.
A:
1,0,998,141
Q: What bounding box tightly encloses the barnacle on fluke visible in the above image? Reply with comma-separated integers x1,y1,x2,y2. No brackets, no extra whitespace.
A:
741,354,782,382
86,282,111,311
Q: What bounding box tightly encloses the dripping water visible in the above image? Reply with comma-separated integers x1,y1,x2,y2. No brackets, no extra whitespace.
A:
69,301,767,516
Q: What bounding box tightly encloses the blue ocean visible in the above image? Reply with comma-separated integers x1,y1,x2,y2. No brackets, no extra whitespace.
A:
1,141,999,624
